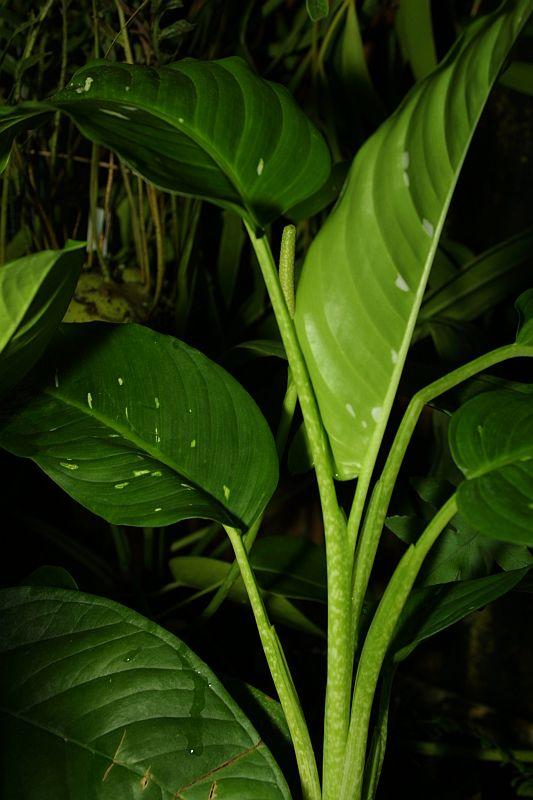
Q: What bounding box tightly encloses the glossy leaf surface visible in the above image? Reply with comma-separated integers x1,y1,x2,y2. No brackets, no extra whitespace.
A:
450,390,533,545
295,0,532,478
0,243,84,395
0,323,278,529
0,586,290,799
0,58,331,227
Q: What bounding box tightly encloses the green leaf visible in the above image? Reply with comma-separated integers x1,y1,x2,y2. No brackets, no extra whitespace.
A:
516,288,533,344
395,0,437,80
250,536,326,603
393,568,528,661
0,58,331,228
295,0,532,479
417,227,533,331
306,0,329,22
500,59,533,94
0,586,291,799
0,323,278,530
22,565,79,590
0,243,84,396
450,389,533,545
169,554,324,636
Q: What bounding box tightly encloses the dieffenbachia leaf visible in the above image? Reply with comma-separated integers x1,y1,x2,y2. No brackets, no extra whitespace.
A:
306,0,329,22
450,390,533,545
0,586,291,800
0,57,331,228
393,567,528,661
0,242,84,396
295,0,533,479
0,323,278,529
516,288,533,344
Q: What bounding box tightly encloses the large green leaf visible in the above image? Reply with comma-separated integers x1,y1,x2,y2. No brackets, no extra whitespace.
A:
0,58,331,228
450,390,533,545
0,243,84,395
0,323,278,529
0,586,291,800
295,0,532,479
393,568,528,661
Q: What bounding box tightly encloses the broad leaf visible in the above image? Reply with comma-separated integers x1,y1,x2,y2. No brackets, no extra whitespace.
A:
450,390,533,545
393,568,528,661
0,242,84,395
0,58,331,227
0,586,291,799
0,323,278,529
395,0,437,80
306,0,329,22
295,0,532,479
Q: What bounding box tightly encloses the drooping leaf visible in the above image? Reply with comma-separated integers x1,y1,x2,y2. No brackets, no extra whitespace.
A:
450,389,533,545
393,568,528,661
0,586,291,799
295,0,533,479
416,227,533,334
0,242,84,395
169,554,324,636
0,58,331,227
0,323,278,530
516,288,533,344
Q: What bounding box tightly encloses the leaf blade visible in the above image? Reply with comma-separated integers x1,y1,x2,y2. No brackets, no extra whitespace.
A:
295,1,533,478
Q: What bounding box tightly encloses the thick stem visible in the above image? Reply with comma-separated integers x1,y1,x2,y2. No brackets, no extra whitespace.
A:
351,343,533,636
225,526,321,800
245,223,352,799
341,495,458,800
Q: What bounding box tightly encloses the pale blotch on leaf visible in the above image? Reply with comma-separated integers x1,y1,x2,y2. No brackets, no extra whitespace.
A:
118,377,124,386
371,406,383,423
223,485,231,500
257,158,265,176
422,218,434,237
391,349,399,364
190,439,196,448
60,462,78,470
395,274,409,292
345,403,356,418
87,392,93,409
115,482,129,489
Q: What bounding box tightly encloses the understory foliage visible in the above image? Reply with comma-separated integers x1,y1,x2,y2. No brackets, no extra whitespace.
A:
1,2,533,799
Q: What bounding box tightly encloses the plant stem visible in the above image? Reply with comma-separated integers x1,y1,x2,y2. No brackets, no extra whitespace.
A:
351,342,533,637
341,494,458,800
198,375,297,623
245,222,351,799
225,526,321,800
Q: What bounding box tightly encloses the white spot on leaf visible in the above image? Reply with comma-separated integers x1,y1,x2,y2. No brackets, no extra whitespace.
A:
60,462,78,470
133,469,150,477
87,392,93,409
256,158,264,176
154,507,162,512
118,377,124,386
115,482,129,489
403,171,410,187
345,403,356,418
151,471,162,477
395,274,409,292
402,151,410,169
100,108,129,120
391,349,399,364
155,397,160,409
190,439,196,448
371,406,383,423
223,485,230,500
422,218,434,237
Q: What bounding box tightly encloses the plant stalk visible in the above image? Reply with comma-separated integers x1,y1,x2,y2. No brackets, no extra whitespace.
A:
351,342,533,637
225,526,321,800
341,494,458,800
245,222,352,800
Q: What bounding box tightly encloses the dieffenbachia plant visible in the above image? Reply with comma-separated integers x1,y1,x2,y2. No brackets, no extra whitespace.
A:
1,2,532,799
